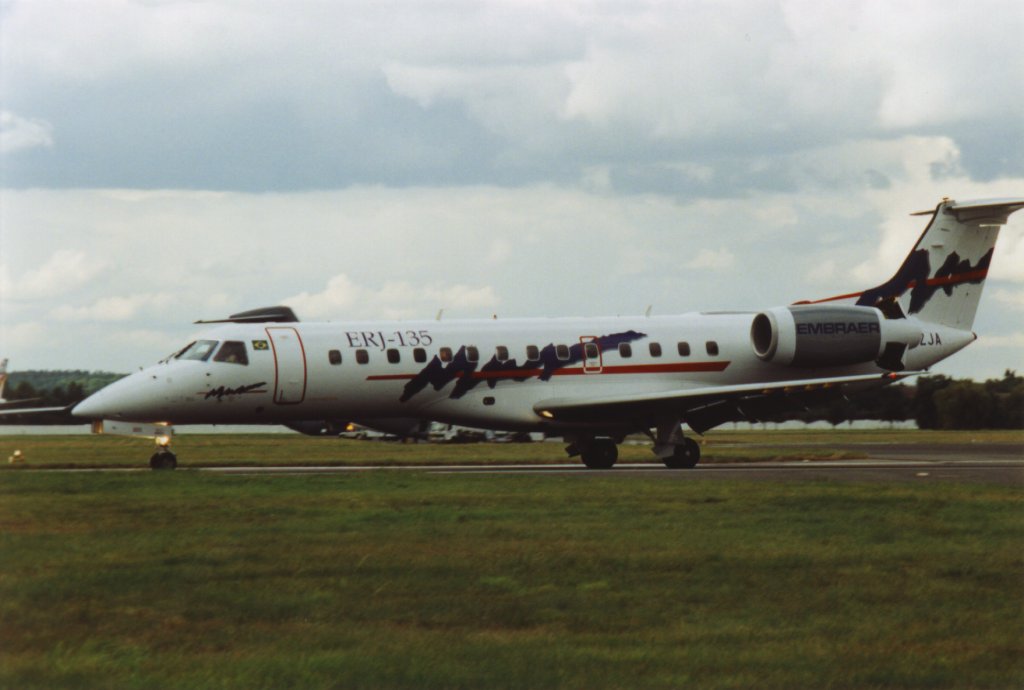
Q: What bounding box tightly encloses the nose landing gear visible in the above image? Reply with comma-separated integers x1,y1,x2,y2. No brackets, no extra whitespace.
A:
149,434,177,470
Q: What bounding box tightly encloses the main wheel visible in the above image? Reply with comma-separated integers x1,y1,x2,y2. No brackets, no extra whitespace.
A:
663,437,700,469
580,439,618,469
149,450,178,471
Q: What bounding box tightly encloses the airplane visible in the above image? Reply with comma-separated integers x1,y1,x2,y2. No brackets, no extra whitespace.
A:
20,196,1024,470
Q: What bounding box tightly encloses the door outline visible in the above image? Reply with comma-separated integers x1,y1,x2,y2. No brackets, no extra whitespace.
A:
580,336,603,374
266,327,308,404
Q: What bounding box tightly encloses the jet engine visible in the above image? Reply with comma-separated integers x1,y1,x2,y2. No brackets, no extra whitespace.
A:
750,305,922,369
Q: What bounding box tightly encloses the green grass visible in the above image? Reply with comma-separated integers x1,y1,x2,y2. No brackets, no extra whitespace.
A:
1,472,1021,689
1,429,1021,469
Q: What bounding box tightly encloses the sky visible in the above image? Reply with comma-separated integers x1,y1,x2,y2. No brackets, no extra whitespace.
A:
1,0,1022,380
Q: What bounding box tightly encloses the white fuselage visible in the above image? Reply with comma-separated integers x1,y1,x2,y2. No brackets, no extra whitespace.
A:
71,312,971,434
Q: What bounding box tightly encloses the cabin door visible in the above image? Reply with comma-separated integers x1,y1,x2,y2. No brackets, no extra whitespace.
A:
266,327,307,404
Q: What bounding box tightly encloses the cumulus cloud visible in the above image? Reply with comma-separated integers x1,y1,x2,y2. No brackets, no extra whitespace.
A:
0,111,54,154
51,293,175,322
1,0,1022,379
1,0,1020,190
284,274,499,321
3,250,105,300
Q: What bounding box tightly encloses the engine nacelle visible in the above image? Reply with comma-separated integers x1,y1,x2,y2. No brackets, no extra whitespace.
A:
750,305,922,368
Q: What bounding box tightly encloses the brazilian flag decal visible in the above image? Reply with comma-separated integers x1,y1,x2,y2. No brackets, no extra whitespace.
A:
252,340,270,351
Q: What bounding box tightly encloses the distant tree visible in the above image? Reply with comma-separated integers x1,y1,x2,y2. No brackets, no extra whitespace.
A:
984,370,1024,429
10,381,39,401
934,381,995,430
878,386,909,427
914,375,952,429
825,398,848,427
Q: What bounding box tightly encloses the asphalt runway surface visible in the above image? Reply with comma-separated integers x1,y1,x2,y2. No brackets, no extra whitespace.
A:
18,442,1024,484
191,442,1024,484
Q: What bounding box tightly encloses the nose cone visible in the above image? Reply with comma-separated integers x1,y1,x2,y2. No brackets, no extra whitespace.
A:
72,373,158,421
72,385,124,420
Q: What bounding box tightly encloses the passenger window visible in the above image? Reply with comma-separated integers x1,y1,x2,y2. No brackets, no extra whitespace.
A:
496,345,509,362
618,343,632,358
677,341,691,357
214,341,249,365
413,347,427,363
387,348,400,364
178,340,218,362
526,345,539,361
649,342,662,357
706,341,719,356
584,342,599,359
356,349,369,364
466,346,479,363
439,347,453,362
555,344,569,360
328,349,342,365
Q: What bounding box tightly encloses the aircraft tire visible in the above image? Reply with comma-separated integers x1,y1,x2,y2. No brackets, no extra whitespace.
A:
663,438,700,469
581,440,617,469
149,450,178,471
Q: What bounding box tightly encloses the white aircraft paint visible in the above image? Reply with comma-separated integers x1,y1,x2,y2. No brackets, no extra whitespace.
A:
56,197,1024,469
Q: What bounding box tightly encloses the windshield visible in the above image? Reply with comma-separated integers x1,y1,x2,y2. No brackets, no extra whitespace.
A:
213,341,249,365
175,340,219,362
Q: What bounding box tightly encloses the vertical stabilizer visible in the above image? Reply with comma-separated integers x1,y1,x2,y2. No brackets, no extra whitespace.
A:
855,198,1024,329
0,358,8,401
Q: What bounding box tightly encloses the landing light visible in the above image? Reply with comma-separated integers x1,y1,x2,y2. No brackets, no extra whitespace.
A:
155,434,172,447
540,410,554,419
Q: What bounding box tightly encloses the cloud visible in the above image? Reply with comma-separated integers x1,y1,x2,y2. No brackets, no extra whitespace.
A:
3,250,105,300
51,293,175,322
685,248,735,271
991,289,1024,312
0,0,1021,378
284,274,499,321
0,111,54,154
1,1,1020,191
975,332,1024,349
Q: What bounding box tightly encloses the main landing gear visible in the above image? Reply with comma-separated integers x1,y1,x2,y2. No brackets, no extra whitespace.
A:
149,434,177,471
662,437,700,469
579,439,618,469
568,426,701,470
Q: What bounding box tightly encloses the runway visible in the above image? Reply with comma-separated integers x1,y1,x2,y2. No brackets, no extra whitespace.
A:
198,462,1023,484
196,441,1024,484
15,443,1023,484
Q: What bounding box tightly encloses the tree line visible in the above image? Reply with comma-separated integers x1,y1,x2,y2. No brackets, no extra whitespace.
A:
3,369,1022,430
763,370,1024,430
5,370,125,407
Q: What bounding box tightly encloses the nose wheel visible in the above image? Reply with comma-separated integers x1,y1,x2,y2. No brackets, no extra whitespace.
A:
149,448,177,470
150,434,177,470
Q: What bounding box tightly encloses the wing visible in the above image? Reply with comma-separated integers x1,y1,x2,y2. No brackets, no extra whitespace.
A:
0,404,82,425
534,372,918,433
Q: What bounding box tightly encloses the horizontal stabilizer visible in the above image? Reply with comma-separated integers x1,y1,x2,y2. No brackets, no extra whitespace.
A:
196,305,300,324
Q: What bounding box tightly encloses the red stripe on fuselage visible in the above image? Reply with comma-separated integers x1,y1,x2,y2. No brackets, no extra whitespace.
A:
365,360,729,382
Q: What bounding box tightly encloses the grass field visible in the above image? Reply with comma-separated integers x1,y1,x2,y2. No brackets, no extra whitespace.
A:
2,428,1022,469
1,469,1022,689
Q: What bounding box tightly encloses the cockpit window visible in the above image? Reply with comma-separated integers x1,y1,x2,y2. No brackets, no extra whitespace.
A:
176,340,219,362
214,341,249,365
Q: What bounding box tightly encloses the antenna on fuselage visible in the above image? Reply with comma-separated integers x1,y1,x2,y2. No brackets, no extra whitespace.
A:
644,305,653,317
436,309,444,321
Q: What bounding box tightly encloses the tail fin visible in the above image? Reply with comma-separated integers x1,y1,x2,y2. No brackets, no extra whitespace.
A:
0,358,7,401
854,198,1024,329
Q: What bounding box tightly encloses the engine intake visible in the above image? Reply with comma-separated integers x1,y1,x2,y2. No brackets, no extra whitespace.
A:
751,305,921,368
